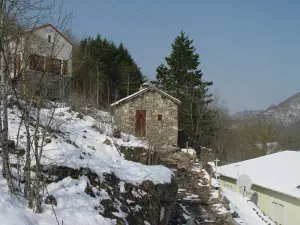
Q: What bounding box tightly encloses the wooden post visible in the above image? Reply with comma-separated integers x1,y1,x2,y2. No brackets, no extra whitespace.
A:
199,166,202,175
186,142,188,153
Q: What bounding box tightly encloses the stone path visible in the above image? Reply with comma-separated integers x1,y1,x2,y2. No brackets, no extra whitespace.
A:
167,159,236,225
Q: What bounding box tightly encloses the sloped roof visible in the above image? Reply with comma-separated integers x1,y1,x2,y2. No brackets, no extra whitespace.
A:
219,151,300,199
110,86,181,107
27,24,73,45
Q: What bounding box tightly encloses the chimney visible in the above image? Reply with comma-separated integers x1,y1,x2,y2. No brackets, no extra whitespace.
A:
139,82,150,91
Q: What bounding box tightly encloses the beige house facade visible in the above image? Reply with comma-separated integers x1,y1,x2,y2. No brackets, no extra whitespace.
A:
0,24,73,99
111,83,180,151
219,151,300,225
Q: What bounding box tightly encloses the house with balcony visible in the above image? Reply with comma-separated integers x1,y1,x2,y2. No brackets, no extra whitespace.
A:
2,23,73,99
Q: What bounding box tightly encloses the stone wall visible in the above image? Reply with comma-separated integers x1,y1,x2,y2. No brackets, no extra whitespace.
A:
113,90,178,152
13,71,71,100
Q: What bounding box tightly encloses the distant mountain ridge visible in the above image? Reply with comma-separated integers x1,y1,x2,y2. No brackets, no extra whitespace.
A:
232,92,300,129
231,110,262,120
259,92,300,127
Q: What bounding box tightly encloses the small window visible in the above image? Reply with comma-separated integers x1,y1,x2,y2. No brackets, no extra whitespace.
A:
47,35,51,43
158,115,162,121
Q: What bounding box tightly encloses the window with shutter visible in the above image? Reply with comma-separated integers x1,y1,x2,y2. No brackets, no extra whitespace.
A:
55,59,61,74
37,56,45,71
29,54,45,72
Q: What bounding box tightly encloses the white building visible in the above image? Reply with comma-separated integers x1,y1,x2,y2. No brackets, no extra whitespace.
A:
219,151,300,225
2,23,72,77
26,24,73,76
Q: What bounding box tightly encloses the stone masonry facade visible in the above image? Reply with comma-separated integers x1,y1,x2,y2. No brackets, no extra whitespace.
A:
13,71,71,100
113,89,179,152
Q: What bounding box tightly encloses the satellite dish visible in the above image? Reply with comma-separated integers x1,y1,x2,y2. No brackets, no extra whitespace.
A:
237,174,252,195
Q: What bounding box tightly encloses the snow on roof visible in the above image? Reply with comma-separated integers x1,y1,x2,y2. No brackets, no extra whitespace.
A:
110,86,181,107
219,151,300,199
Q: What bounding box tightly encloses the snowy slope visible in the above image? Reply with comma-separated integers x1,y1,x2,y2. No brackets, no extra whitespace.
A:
10,106,173,185
1,103,174,225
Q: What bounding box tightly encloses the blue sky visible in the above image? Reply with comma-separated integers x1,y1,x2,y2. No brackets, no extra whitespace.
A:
64,0,300,113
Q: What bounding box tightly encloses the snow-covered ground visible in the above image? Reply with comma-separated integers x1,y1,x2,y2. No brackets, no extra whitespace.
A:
181,148,196,155
0,103,174,225
221,188,275,225
210,177,274,224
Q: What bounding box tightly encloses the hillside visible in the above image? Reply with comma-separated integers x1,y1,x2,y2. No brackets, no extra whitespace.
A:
231,110,262,120
258,92,300,127
0,99,275,225
1,101,176,225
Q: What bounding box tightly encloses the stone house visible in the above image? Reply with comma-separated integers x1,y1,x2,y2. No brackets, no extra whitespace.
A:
110,83,181,152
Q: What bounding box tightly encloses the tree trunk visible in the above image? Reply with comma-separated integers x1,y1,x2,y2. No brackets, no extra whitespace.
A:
1,70,14,193
127,73,129,96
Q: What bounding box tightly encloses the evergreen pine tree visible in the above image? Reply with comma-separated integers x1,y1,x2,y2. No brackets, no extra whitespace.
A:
72,35,145,106
153,31,215,146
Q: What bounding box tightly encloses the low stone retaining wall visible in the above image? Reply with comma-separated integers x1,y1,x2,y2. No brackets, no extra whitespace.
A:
12,71,71,100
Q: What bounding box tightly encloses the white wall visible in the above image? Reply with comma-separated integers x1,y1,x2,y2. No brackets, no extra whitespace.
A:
220,176,300,225
29,25,72,75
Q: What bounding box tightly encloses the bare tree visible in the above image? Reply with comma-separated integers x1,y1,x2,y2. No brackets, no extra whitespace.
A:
0,0,74,215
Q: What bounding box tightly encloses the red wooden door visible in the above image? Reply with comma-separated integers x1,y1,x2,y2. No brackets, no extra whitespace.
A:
136,110,146,137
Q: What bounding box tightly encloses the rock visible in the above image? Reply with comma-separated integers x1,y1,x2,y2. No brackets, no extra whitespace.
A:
88,145,96,150
116,218,126,225
9,147,25,156
45,195,57,206
7,140,15,149
91,124,101,132
118,145,148,164
85,184,95,198
221,196,230,205
215,212,236,225
196,186,211,204
186,218,196,225
64,139,79,148
101,199,118,213
120,204,129,213
139,180,154,192
58,112,65,116
112,128,121,138
45,138,52,144
223,203,230,211
103,138,112,146
76,113,83,119
160,151,194,169
42,165,178,225
231,211,239,218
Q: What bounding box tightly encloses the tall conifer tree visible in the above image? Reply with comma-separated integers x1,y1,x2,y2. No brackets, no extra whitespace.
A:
153,31,216,146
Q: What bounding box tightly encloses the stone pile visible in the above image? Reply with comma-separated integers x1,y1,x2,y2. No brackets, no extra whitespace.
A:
167,154,236,225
